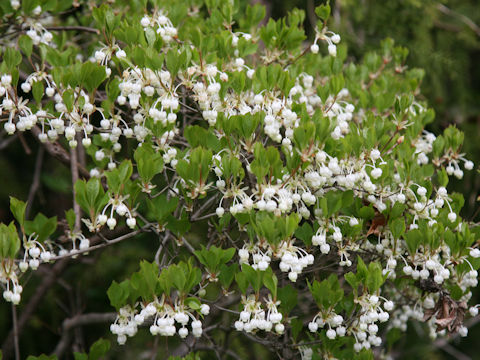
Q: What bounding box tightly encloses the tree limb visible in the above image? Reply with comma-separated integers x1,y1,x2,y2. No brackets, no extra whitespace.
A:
31,126,90,178
53,312,116,357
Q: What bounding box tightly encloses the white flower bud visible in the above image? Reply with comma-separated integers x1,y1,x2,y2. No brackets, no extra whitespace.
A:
384,301,394,311
328,44,337,57
448,212,457,222
326,329,336,339
107,217,117,229
126,217,136,229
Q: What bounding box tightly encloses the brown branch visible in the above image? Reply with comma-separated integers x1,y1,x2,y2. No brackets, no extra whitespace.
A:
49,227,145,261
436,3,480,37
0,133,18,150
25,146,44,218
17,133,31,155
70,146,81,231
12,304,20,360
31,126,90,178
1,259,70,358
45,26,100,34
53,312,116,357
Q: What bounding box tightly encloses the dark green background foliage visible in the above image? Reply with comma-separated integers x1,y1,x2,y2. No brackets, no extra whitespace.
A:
0,0,479,359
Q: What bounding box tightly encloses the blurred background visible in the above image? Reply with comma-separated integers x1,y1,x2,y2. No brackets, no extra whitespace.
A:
0,0,479,358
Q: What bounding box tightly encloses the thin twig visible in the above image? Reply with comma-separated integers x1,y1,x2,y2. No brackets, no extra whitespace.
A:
191,194,218,220
191,212,217,221
49,228,146,261
31,126,90,178
26,146,44,218
70,146,81,231
2,259,70,358
439,343,470,360
12,304,20,360
17,132,31,155
53,312,116,357
436,3,480,37
0,133,18,150
45,26,100,34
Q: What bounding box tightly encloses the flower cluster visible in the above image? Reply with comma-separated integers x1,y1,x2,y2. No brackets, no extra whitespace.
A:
308,311,346,340
1,262,22,305
111,297,210,345
141,12,178,43
348,294,394,352
97,195,136,231
234,294,284,334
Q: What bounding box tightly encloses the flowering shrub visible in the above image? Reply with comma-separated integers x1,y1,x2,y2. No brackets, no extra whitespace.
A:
0,0,479,359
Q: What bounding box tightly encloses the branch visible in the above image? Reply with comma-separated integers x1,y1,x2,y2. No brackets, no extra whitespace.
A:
70,146,81,231
31,126,90,178
25,146,44,218
12,304,20,360
439,343,471,360
45,26,100,34
49,227,146,261
1,259,70,358
0,133,18,150
436,3,480,37
53,312,116,357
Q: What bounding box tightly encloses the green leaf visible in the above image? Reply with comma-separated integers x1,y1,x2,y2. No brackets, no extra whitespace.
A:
107,280,130,310
3,48,22,71
405,229,422,254
185,297,202,311
366,262,384,293
290,318,303,341
262,268,278,298
130,261,160,301
106,161,133,194
358,206,375,220
218,263,237,289
32,81,44,104
295,222,313,246
26,355,58,360
170,266,187,291
80,62,107,93
24,213,57,242
344,272,359,292
65,209,76,232
75,178,108,216
18,35,33,58
74,353,88,360
389,218,405,239
356,256,368,282
0,222,20,259
315,3,331,22
165,213,191,237
10,197,26,228
235,272,248,294
277,285,297,314
88,338,110,360
166,50,180,76
390,202,405,219
134,143,164,183
62,88,75,112
147,195,178,224
309,274,344,309
241,264,263,293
